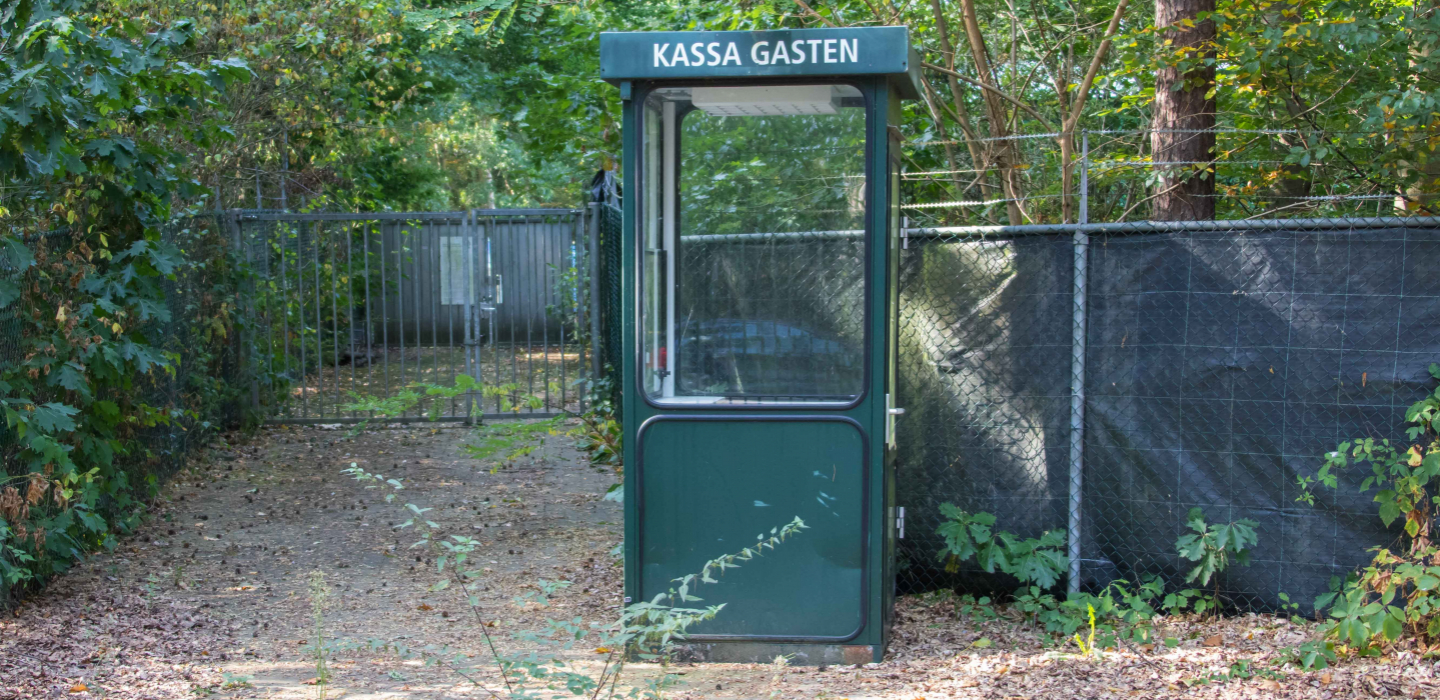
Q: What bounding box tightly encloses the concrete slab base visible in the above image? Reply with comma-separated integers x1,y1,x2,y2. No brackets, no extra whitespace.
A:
668,642,878,665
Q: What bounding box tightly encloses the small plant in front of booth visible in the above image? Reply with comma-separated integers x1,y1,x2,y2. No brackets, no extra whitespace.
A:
1170,508,1259,618
305,569,334,700
1299,362,1440,655
342,461,809,697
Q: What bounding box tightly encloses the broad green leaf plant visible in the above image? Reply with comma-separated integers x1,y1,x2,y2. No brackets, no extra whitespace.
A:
935,504,1068,589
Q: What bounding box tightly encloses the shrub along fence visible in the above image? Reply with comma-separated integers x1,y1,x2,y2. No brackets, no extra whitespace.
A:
0,215,252,607
0,205,606,606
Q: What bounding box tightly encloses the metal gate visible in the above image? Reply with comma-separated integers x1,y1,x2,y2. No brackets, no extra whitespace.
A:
232,209,598,423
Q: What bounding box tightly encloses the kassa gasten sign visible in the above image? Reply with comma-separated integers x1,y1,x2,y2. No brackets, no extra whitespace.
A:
599,27,914,80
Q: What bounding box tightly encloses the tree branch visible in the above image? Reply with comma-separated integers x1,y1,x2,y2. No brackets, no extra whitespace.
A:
791,0,839,27
1063,0,1129,131
922,61,1055,131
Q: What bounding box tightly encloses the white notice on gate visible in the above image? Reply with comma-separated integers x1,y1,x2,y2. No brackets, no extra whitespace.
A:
438,236,470,305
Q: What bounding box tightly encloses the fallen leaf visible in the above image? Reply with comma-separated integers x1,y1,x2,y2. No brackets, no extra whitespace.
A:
971,637,993,649
1321,672,1332,685
959,680,979,688
594,647,611,654
303,677,320,686
994,665,1009,676
1138,643,1155,652
69,684,87,693
1202,634,1222,647
416,603,432,611
1260,679,1281,690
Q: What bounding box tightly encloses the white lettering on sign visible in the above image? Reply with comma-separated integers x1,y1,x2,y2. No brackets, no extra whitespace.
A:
651,38,859,69
751,41,770,65
722,42,742,65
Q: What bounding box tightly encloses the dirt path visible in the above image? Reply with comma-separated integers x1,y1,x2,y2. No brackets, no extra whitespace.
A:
4,421,1439,700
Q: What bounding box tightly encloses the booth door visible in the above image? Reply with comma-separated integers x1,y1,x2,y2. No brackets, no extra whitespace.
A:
634,83,872,640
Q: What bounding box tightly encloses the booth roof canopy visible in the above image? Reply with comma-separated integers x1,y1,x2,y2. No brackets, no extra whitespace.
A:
599,26,921,99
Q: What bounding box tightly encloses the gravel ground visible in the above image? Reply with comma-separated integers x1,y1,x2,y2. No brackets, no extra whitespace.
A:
2,421,1437,699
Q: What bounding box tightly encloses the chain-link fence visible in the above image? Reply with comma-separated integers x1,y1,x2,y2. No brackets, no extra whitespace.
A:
895,129,1440,613
593,201,624,406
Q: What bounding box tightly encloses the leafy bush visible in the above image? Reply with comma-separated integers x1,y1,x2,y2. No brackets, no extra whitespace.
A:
1301,362,1440,653
0,1,251,603
935,504,1068,588
1168,508,1259,616
934,504,1274,649
1176,508,1259,587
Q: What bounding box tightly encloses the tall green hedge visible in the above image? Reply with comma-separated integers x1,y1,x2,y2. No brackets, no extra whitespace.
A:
0,2,251,605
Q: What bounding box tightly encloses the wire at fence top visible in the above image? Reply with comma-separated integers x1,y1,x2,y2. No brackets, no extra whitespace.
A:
1090,159,1312,170
903,215,1440,237
682,229,864,243
904,160,1318,178
902,192,1410,209
905,128,1433,147
1141,193,1411,201
903,194,1065,210
908,132,1063,147
903,167,1005,177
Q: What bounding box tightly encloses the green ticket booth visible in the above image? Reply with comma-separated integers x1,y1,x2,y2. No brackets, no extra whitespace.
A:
601,26,920,664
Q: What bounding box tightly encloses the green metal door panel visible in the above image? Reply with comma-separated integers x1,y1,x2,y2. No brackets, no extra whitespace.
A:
638,418,866,639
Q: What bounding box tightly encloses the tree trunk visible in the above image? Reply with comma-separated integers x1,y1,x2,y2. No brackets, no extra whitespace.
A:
1151,0,1216,220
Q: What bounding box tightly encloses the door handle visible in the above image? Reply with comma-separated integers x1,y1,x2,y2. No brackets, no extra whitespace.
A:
888,407,905,416
494,274,503,304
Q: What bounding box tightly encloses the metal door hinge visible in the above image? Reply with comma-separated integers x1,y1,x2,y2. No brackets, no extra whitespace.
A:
896,507,905,539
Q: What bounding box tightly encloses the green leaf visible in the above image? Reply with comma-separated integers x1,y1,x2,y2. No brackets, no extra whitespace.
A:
28,403,80,433
1381,612,1403,641
0,278,19,309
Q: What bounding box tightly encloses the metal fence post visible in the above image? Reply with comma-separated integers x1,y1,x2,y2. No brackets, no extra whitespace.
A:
587,202,602,383
463,209,477,423
1068,131,1090,594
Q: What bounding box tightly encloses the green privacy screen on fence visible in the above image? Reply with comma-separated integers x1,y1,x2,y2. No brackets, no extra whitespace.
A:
894,219,1439,612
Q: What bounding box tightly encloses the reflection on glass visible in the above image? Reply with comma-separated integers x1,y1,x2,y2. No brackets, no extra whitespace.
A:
641,85,867,405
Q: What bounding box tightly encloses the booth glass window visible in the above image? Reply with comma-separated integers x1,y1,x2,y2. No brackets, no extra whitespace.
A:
640,84,868,405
